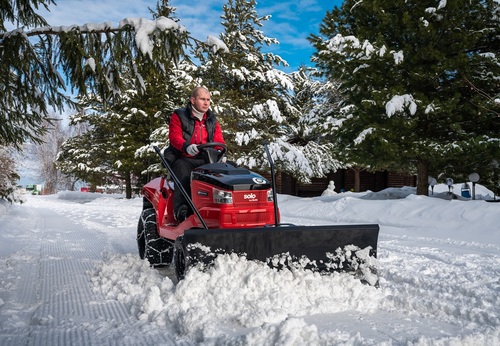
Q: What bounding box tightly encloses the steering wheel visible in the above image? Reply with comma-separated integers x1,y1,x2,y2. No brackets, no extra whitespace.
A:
197,142,227,155
197,142,227,163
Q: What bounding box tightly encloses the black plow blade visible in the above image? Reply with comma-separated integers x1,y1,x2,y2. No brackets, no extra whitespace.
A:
179,224,380,286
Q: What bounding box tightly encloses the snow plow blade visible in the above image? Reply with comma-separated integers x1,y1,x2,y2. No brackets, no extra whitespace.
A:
176,224,380,286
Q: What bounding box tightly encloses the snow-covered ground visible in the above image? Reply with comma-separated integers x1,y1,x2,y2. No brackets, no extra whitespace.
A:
0,184,498,345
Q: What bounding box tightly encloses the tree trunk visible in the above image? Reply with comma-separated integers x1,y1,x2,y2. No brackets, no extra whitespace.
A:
44,181,56,195
416,159,429,195
352,166,361,192
125,173,132,199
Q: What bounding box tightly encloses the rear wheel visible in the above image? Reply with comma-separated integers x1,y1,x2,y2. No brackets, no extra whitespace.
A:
141,208,174,266
174,236,187,281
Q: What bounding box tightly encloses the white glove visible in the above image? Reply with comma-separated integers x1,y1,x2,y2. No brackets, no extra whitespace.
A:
186,144,199,156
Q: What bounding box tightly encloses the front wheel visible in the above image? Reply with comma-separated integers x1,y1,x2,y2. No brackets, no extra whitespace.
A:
137,211,147,259
174,236,187,281
140,208,174,266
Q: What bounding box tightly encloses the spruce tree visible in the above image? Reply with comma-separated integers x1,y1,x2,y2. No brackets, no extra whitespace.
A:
194,0,337,182
55,100,116,193
310,0,500,194
286,67,344,181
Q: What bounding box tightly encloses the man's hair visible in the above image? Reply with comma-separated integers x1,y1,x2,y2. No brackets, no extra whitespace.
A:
191,86,210,98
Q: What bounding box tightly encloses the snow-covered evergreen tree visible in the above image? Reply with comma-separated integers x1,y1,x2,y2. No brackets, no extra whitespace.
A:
55,99,118,193
290,67,345,180
194,0,337,182
310,0,500,194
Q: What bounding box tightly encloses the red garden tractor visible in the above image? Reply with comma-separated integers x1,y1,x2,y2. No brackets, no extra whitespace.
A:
137,142,380,285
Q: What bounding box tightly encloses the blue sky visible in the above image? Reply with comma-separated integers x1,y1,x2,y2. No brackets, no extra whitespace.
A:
36,0,343,72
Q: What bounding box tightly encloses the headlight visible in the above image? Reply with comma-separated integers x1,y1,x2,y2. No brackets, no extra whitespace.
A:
267,189,273,202
213,188,233,204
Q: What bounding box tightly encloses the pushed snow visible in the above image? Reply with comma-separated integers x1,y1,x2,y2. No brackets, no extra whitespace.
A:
0,184,499,345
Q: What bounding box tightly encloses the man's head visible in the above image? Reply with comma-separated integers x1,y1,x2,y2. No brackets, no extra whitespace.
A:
190,87,211,114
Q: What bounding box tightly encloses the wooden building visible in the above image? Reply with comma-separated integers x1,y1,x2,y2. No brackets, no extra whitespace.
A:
263,169,417,197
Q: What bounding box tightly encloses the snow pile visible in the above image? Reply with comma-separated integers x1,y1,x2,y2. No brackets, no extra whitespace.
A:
92,253,382,341
57,190,125,202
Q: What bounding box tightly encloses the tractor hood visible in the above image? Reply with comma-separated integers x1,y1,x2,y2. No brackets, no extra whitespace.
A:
191,163,271,191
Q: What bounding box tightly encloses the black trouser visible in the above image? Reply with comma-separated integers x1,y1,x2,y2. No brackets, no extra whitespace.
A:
172,156,205,215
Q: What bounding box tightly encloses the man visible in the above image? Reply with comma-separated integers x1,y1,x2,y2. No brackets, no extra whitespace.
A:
168,86,226,222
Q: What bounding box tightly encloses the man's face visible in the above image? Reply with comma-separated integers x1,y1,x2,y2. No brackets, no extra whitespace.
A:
190,89,211,113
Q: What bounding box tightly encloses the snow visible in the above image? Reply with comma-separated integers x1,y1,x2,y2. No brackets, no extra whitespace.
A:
0,183,499,345
118,17,183,58
322,181,338,196
386,94,417,117
205,35,229,53
354,127,374,145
